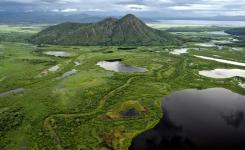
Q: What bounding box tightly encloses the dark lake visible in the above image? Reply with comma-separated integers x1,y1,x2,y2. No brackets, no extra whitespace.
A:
130,88,245,150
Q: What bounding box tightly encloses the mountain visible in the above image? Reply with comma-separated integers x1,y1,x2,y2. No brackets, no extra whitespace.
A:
225,28,245,36
0,12,102,24
30,14,181,46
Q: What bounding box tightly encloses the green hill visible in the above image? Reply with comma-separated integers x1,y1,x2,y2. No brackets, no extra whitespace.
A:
30,14,181,46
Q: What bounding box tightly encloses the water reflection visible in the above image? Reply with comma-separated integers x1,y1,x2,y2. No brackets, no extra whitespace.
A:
199,69,245,78
62,69,77,78
96,60,147,73
170,48,188,55
44,51,71,57
206,31,230,36
130,88,245,150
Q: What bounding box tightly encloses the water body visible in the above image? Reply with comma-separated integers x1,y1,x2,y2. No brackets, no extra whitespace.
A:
195,42,215,47
199,69,245,78
232,47,243,51
206,31,230,36
48,65,60,72
239,82,245,88
44,51,71,57
157,20,245,27
212,40,233,44
194,55,245,67
130,88,245,150
232,38,239,42
74,61,81,66
170,48,188,55
0,88,24,97
62,69,77,78
96,60,147,73
195,40,232,47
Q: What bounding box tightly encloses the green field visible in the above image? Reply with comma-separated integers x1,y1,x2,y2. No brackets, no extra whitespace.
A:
0,24,244,150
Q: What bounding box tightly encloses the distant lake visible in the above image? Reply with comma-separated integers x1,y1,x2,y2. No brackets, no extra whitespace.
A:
130,88,245,150
199,69,245,78
156,20,245,27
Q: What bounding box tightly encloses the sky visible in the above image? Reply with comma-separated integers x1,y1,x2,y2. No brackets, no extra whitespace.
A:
1,0,245,18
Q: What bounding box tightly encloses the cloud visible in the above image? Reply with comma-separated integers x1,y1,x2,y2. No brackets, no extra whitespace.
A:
125,4,151,11
169,4,223,11
1,0,245,17
61,8,77,12
51,8,78,12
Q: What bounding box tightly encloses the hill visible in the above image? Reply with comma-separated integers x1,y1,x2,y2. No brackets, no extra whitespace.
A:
30,14,181,46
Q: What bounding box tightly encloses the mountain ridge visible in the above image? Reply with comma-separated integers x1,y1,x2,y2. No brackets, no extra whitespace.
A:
31,14,181,46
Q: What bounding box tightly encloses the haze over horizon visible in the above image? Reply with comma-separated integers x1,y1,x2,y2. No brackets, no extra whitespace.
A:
1,0,245,23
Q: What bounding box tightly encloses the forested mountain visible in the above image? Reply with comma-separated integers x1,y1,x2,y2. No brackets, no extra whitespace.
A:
31,14,181,46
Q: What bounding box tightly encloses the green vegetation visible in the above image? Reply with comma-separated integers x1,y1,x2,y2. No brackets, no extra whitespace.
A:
166,26,230,32
0,23,244,150
30,14,181,46
0,25,44,42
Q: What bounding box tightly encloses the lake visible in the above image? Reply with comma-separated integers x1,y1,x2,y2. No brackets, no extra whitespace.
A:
206,31,230,36
195,40,233,48
199,69,245,78
156,20,245,27
44,51,72,57
48,65,60,72
130,88,245,150
170,48,188,55
194,55,245,67
62,69,77,78
239,82,245,88
96,60,147,73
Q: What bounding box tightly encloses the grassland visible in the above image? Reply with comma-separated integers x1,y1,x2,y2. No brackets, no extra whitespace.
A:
0,24,244,150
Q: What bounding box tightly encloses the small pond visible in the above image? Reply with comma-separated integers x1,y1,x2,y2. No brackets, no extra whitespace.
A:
199,69,245,78
232,47,243,51
74,61,81,66
170,48,188,55
44,51,72,57
195,42,215,47
130,88,245,150
48,65,60,72
96,60,147,73
62,69,77,78
239,82,245,88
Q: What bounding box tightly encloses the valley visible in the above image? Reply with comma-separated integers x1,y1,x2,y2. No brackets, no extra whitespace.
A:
0,19,245,149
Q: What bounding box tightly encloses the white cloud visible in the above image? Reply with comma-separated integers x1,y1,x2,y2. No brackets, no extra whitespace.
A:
51,9,60,12
2,0,245,17
86,8,105,12
24,9,33,12
60,8,78,12
125,4,151,11
169,4,223,10
220,11,245,16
